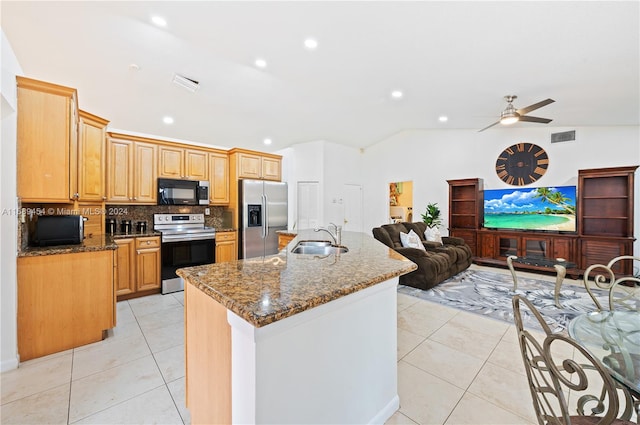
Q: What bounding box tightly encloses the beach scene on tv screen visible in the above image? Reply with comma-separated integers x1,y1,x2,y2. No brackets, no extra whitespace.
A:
483,186,577,232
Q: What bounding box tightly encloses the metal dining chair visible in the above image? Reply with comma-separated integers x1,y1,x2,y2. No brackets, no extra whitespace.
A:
512,295,635,424
583,256,640,312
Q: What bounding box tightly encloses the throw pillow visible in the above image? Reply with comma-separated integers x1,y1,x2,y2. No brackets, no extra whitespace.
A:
399,230,426,250
424,227,443,244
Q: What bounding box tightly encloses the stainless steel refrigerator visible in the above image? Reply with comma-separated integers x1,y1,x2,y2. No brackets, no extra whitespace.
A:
239,179,288,259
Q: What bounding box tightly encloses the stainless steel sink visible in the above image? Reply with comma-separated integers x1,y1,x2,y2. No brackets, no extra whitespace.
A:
291,240,348,255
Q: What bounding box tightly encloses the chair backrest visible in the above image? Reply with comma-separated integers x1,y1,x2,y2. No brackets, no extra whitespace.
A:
512,295,622,425
583,256,640,312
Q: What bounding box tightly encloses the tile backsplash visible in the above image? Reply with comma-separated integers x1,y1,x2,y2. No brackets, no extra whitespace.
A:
105,205,229,229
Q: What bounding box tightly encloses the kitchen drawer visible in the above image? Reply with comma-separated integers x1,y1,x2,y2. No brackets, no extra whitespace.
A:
136,236,160,249
216,232,236,242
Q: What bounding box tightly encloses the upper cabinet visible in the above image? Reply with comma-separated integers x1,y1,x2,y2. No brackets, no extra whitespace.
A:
158,145,209,181
229,148,282,181
107,133,158,204
17,76,78,202
76,110,109,202
209,151,229,205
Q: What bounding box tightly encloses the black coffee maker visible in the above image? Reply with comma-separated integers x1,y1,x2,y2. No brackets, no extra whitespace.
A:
105,218,117,234
136,221,147,233
120,219,132,234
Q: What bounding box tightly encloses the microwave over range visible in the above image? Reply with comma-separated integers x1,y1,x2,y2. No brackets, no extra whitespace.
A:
158,178,209,206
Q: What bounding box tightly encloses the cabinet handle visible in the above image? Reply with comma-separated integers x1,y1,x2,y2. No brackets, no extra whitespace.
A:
133,197,137,201
129,197,133,201
146,241,151,245
102,196,107,200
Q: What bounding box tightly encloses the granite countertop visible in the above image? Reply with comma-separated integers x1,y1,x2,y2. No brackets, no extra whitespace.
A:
19,234,119,257
111,230,162,239
176,230,417,328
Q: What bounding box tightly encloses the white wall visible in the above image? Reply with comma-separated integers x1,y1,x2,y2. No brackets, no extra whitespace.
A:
1,29,22,371
362,126,640,256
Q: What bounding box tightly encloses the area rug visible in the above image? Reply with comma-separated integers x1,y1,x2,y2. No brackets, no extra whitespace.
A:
398,269,610,333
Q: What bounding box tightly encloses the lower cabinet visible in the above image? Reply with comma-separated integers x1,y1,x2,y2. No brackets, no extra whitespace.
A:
215,231,237,262
278,233,296,251
115,236,161,300
18,249,115,361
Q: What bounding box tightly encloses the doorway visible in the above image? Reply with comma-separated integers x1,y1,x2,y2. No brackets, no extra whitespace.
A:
389,181,413,223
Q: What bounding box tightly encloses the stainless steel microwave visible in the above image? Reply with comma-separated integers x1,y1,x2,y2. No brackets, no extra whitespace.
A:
34,215,85,246
158,178,209,205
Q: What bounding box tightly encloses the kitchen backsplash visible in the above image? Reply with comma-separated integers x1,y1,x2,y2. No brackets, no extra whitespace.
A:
105,204,228,229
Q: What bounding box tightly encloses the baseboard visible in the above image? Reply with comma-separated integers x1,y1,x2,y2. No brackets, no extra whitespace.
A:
368,394,400,425
1,355,19,372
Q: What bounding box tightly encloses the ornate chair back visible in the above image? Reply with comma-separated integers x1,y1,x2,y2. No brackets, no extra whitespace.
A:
583,256,640,312
511,295,627,424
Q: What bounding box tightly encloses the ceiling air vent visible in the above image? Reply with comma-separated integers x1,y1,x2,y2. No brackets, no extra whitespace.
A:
550,130,576,143
172,74,200,93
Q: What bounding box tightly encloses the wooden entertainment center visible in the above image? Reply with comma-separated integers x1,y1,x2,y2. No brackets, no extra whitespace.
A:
448,165,638,276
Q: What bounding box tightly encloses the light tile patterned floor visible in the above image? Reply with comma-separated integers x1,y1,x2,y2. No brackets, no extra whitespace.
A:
1,265,591,424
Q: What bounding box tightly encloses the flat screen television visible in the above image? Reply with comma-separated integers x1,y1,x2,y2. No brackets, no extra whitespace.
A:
483,185,577,233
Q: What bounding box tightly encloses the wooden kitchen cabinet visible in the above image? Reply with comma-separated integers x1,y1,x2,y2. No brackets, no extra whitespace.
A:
76,110,108,201
18,249,115,361
209,152,229,205
278,233,295,251
215,231,237,262
158,145,209,180
115,236,161,299
136,237,161,291
17,76,78,203
115,238,136,296
107,133,157,204
229,148,282,181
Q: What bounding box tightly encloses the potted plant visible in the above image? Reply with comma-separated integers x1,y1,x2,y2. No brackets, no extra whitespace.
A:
421,203,443,242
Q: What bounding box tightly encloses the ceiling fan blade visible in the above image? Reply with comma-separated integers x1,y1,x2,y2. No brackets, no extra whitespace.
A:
478,121,500,132
518,116,552,124
516,98,555,115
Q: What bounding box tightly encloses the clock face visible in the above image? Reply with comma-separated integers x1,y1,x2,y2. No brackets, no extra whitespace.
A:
495,143,549,186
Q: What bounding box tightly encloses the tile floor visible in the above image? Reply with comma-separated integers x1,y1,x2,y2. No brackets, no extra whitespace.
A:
0,265,619,424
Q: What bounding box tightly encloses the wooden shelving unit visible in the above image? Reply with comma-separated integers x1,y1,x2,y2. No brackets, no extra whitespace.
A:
447,178,483,256
578,166,638,275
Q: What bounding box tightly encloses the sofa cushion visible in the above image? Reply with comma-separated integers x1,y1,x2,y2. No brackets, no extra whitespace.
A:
400,230,426,250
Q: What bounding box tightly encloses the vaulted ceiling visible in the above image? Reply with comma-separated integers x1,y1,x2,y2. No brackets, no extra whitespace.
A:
2,1,638,152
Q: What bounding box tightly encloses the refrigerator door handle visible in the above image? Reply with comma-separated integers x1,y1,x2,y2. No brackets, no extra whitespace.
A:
261,194,267,239
264,193,269,239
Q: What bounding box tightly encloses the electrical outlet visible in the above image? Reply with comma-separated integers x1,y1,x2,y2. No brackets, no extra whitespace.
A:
205,208,210,215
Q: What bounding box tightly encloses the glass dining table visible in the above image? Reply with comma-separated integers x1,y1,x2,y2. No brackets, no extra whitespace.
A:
568,310,640,413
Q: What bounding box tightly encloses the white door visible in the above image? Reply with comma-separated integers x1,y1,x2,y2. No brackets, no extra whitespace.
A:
343,184,363,232
297,181,320,230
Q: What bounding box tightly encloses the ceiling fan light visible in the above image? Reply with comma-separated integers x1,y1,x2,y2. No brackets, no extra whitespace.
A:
500,104,519,125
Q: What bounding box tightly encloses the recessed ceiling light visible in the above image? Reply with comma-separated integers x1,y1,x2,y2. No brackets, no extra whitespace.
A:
163,116,174,124
263,138,272,145
254,58,267,69
304,38,318,50
391,90,403,99
151,16,167,27
439,116,448,122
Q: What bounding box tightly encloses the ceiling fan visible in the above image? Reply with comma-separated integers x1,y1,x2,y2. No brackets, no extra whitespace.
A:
479,95,555,132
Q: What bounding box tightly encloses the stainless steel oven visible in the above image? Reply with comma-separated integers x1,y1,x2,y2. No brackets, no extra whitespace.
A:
154,214,215,294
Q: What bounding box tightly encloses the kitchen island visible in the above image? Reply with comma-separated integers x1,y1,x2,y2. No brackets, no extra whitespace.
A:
177,230,417,424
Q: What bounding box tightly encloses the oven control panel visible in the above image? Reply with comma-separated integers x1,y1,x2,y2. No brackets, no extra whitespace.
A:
154,214,205,224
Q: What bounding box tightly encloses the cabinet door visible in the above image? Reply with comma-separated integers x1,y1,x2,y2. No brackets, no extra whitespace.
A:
185,149,208,180
237,153,262,179
522,237,549,259
209,153,229,204
115,238,136,296
134,142,158,203
107,138,133,202
77,111,107,201
137,247,161,291
158,146,184,178
479,233,495,257
17,84,73,202
261,157,281,181
216,232,237,262
78,202,104,237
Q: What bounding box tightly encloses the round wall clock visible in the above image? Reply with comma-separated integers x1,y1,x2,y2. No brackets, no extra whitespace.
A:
495,142,549,186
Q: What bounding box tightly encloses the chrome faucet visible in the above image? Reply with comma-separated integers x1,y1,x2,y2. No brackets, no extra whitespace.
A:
314,222,342,246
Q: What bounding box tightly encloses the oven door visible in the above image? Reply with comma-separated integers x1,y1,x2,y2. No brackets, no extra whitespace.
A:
161,238,215,294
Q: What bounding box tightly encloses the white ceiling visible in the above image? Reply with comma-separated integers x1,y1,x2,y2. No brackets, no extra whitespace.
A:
2,1,638,152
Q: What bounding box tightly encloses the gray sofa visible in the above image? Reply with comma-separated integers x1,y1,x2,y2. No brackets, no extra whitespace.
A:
372,221,473,290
